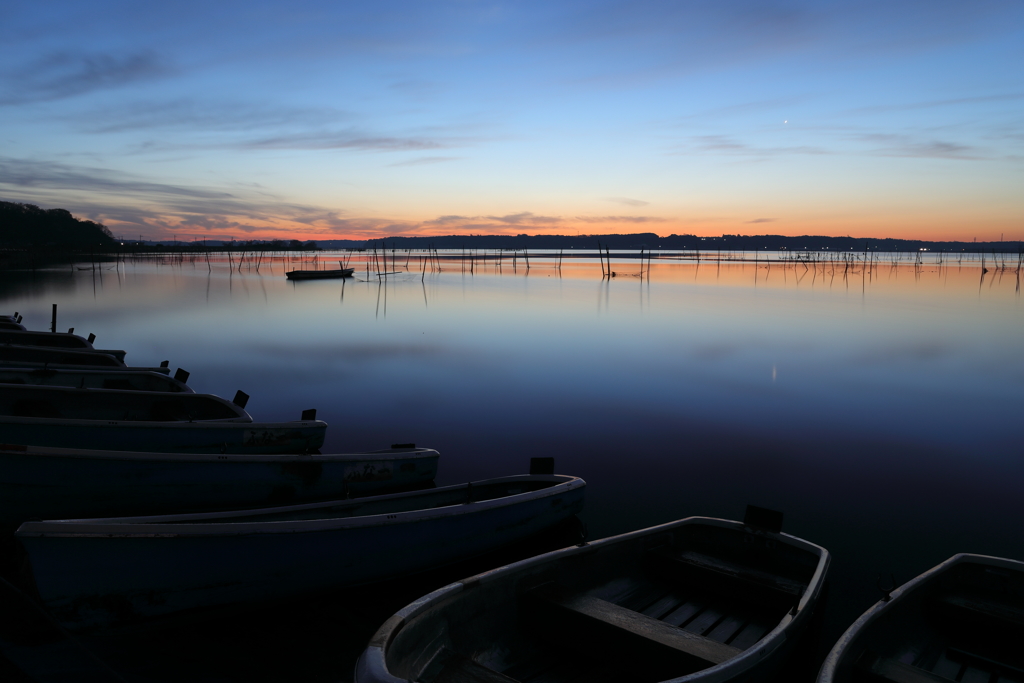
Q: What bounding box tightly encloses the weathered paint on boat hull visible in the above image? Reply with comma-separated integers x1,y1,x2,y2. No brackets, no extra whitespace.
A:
0,417,326,453
17,475,585,629
0,445,439,531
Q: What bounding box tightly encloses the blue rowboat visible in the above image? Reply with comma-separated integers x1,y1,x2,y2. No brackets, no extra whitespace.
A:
0,367,192,392
16,473,586,629
0,330,126,362
817,553,1024,683
0,384,250,422
0,417,325,454
0,383,325,453
356,511,829,683
0,443,439,531
0,345,126,368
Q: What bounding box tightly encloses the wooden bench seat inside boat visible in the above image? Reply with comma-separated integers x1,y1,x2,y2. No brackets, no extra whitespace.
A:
419,648,521,683
854,652,955,683
646,547,805,612
525,583,742,679
855,647,1024,683
934,592,1024,629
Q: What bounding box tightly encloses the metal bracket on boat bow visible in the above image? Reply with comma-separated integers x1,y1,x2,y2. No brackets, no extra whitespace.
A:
877,574,896,602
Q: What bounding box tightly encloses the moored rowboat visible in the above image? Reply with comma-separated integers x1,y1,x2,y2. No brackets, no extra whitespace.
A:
0,384,250,422
0,385,325,453
0,367,192,392
285,267,355,280
0,345,126,368
817,553,1024,683
356,509,829,683
0,330,126,361
15,473,585,629
0,443,439,531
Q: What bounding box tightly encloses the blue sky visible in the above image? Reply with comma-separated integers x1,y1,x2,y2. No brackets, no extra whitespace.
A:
2,1,1022,241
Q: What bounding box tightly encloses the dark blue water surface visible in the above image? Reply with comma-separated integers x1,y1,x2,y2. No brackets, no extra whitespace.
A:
1,251,1021,681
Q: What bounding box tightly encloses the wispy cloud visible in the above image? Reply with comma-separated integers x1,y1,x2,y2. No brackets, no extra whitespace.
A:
484,212,561,225
0,51,173,105
237,130,455,152
71,99,350,135
853,133,982,160
575,215,666,223
388,156,460,167
0,157,231,200
746,218,775,224
846,92,1024,116
680,135,829,157
606,196,649,207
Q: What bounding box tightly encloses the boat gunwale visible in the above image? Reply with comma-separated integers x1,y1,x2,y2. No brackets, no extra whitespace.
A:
816,552,1024,683
0,416,324,429
0,383,252,420
15,474,585,538
0,345,125,365
0,330,97,348
0,443,437,464
0,367,194,392
0,360,167,373
360,515,830,683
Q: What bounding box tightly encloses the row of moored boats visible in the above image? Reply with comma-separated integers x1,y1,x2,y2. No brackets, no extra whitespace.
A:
2,311,1022,682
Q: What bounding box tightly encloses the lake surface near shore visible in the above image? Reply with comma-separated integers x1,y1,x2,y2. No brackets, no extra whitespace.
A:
1,250,1022,680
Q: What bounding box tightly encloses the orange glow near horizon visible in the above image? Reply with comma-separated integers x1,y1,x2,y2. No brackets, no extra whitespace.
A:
111,212,1024,244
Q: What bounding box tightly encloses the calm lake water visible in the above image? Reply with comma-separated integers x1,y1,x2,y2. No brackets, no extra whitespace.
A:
1,250,1022,681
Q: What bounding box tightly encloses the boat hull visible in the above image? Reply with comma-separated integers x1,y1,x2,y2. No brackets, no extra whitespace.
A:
0,444,438,531
0,368,192,392
16,474,585,629
817,553,1024,683
0,417,325,453
285,268,354,280
356,516,829,683
0,345,125,368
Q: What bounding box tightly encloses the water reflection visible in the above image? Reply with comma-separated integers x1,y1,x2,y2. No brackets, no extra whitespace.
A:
0,252,1021,679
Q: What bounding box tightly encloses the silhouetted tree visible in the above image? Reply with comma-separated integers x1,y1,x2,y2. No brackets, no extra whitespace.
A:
0,201,116,247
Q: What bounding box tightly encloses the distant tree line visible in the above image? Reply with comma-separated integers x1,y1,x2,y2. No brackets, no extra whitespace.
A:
0,201,115,248
366,232,1021,253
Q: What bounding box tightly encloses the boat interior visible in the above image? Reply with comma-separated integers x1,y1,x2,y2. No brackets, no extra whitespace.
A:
386,520,822,683
841,559,1024,683
0,385,248,422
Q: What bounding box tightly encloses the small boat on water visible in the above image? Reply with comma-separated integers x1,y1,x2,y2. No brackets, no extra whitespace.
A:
0,345,125,368
16,473,585,629
0,345,171,373
817,553,1024,683
356,508,829,683
0,330,126,361
0,367,192,392
285,267,355,280
0,385,325,453
0,383,249,422
0,443,439,531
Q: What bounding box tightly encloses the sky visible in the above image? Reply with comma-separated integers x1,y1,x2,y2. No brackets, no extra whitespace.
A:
1,0,1022,242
